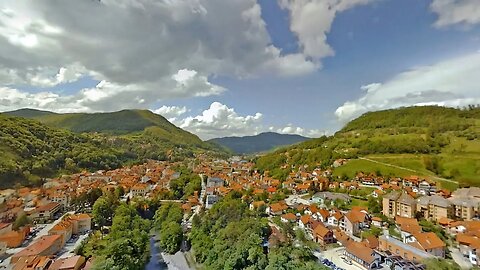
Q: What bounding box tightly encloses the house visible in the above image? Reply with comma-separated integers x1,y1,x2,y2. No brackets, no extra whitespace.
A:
266,202,288,216
69,213,92,234
383,191,416,218
313,223,335,246
416,195,452,222
48,255,86,270
340,210,370,236
448,187,480,220
10,255,53,270
205,195,220,209
0,227,29,248
49,220,73,246
379,235,433,264
29,202,61,221
249,201,266,211
130,183,150,197
363,235,379,249
11,235,63,263
344,241,381,269
327,211,343,227
371,217,383,227
206,177,224,188
457,233,480,266
410,232,446,258
280,213,297,223
50,193,70,208
317,208,330,222
395,216,422,242
298,214,312,229
333,229,350,246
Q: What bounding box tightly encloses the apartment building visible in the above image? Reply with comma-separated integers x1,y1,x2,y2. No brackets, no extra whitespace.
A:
383,191,416,218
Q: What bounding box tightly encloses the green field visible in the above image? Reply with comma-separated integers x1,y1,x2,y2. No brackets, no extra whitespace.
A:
332,158,423,179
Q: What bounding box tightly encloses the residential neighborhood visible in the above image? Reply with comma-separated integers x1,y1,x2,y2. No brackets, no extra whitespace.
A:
0,155,478,270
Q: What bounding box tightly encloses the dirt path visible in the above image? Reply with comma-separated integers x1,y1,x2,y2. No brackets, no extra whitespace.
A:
358,157,458,184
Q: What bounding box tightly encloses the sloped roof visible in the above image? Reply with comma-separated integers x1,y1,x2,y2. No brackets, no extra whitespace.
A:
413,232,446,250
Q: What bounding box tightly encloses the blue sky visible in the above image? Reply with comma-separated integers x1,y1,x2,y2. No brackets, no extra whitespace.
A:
1,0,480,139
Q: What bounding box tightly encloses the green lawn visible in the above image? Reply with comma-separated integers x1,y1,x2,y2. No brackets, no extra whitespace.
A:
351,198,368,207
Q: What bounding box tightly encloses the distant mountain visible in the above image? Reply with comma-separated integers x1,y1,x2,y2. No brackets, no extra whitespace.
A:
209,132,310,154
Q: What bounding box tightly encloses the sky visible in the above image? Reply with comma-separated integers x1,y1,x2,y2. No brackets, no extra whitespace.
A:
0,0,480,140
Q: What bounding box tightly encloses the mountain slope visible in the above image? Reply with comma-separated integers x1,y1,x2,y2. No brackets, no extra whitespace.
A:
255,106,480,188
4,108,222,152
6,108,201,141
209,132,310,154
0,114,127,187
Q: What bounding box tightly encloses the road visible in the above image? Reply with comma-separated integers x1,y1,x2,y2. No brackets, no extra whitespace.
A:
316,247,363,270
358,157,458,184
285,194,311,206
57,233,89,259
449,247,473,269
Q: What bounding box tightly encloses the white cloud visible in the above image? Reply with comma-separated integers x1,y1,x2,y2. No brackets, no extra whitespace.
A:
270,125,326,138
152,105,188,122
335,52,480,122
176,102,326,140
179,102,263,139
279,0,374,59
0,0,318,112
430,0,480,27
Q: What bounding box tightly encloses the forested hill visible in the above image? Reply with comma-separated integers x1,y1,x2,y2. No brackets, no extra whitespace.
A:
0,114,127,187
0,111,226,188
255,106,480,187
209,132,310,154
340,106,479,133
6,108,201,140
5,108,224,153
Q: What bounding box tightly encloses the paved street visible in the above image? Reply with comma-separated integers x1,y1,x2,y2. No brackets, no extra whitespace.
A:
449,247,473,269
58,233,89,259
318,247,364,270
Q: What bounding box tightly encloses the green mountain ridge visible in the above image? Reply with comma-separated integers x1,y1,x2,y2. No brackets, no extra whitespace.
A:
0,109,226,188
255,106,480,188
209,132,310,154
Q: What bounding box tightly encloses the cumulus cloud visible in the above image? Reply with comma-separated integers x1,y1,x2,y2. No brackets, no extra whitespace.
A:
177,102,325,139
152,105,188,122
430,0,480,27
278,0,374,60
270,125,326,138
0,0,318,112
335,52,480,122
179,102,263,139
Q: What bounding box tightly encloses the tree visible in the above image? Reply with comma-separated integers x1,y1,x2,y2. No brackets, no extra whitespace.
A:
13,213,30,230
423,258,461,270
160,221,183,254
367,196,382,214
93,197,114,228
